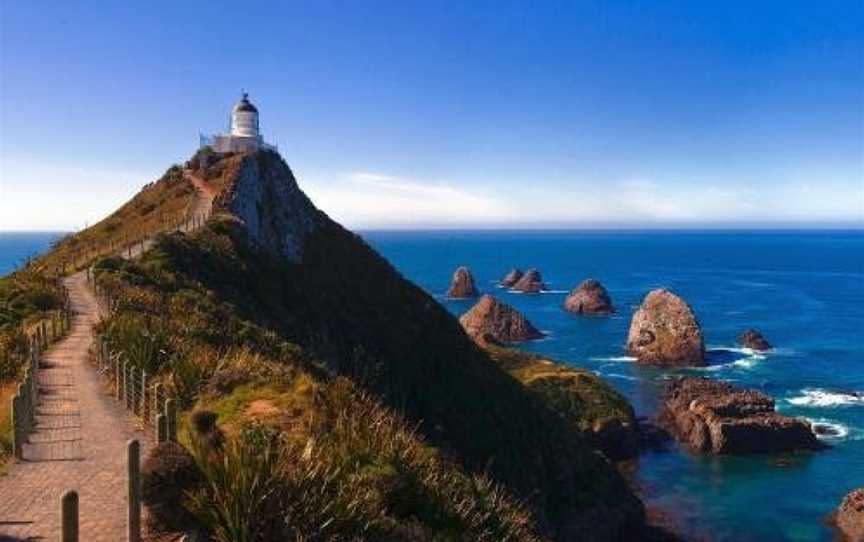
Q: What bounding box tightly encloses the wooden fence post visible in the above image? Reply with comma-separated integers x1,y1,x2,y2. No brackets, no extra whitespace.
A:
152,383,162,427
10,394,20,460
116,358,122,400
165,398,176,442
60,490,79,542
140,370,148,422
127,439,141,542
124,363,132,410
156,413,167,443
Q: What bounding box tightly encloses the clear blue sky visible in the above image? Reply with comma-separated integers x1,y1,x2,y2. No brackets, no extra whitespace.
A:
1,1,862,230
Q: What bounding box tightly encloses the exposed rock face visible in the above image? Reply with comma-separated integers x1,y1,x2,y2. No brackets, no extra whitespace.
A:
739,328,772,351
564,279,614,315
446,266,479,298
511,268,545,293
835,488,864,541
627,289,705,366
500,268,524,288
216,150,324,262
659,377,820,454
460,295,545,342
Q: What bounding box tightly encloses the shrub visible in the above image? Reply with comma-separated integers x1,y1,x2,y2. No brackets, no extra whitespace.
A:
186,423,286,542
141,442,203,533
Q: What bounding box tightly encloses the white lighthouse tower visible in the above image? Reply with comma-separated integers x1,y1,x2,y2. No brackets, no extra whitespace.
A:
201,93,276,153
230,93,259,137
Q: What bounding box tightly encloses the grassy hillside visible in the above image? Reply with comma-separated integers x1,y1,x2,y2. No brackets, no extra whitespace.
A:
485,343,639,461
93,224,543,540
91,191,643,540
33,165,196,274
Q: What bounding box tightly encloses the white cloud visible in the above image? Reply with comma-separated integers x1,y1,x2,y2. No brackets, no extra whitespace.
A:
303,171,515,228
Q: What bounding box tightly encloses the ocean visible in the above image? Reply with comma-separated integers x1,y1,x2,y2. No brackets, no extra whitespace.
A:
362,229,864,542
2,229,862,541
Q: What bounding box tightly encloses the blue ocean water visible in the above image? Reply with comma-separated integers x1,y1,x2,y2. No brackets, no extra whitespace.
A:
363,230,864,542
2,229,862,540
0,232,64,275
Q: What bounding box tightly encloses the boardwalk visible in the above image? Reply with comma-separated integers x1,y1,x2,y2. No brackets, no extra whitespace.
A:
0,272,152,541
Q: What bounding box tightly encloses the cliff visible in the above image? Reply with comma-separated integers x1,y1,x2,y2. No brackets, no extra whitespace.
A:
92,148,646,539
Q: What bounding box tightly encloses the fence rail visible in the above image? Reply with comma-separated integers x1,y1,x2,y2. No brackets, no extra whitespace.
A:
9,303,72,459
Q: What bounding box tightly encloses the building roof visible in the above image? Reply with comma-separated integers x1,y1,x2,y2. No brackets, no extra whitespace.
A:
233,93,258,113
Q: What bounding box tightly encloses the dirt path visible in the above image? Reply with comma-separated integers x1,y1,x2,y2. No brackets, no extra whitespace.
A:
0,272,151,541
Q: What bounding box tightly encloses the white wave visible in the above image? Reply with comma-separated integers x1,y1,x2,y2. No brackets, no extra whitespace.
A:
594,370,639,381
787,389,864,408
541,289,569,294
603,373,639,381
590,356,637,362
805,418,850,440
707,346,760,356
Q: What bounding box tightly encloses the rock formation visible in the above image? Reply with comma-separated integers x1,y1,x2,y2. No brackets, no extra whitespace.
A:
511,268,545,293
446,266,479,299
460,295,545,342
739,328,772,351
500,268,524,288
658,377,820,454
564,279,614,315
627,289,705,365
835,488,864,541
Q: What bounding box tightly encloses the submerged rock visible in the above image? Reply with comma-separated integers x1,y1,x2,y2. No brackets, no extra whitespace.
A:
499,268,524,288
511,268,545,293
658,377,820,455
627,289,705,366
460,294,545,342
835,488,864,542
446,266,479,299
739,329,772,351
564,279,614,315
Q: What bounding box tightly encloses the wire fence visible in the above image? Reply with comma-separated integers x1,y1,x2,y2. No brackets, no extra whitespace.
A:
92,336,176,443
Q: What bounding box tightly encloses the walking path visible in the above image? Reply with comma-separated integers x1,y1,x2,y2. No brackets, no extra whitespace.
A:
0,272,151,541
0,172,214,541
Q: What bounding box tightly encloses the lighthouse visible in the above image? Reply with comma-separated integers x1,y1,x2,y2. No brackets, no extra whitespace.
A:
230,93,259,137
200,93,276,153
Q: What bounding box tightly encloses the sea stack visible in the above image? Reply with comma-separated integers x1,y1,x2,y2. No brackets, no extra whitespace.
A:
835,488,864,541
739,329,772,351
627,288,705,366
564,279,614,315
459,294,545,343
511,268,545,293
499,268,524,288
446,266,479,299
659,377,820,454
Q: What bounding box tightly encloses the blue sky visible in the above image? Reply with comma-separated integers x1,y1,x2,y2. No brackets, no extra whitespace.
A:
1,1,862,230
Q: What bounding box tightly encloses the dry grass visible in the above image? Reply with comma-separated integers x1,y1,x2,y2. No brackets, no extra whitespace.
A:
33,165,197,274
0,380,18,475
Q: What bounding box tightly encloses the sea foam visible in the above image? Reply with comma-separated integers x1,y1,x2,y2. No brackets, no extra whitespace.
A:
805,418,851,440
787,388,864,408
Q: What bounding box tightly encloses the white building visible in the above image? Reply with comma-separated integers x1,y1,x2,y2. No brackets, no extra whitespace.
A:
200,93,277,153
